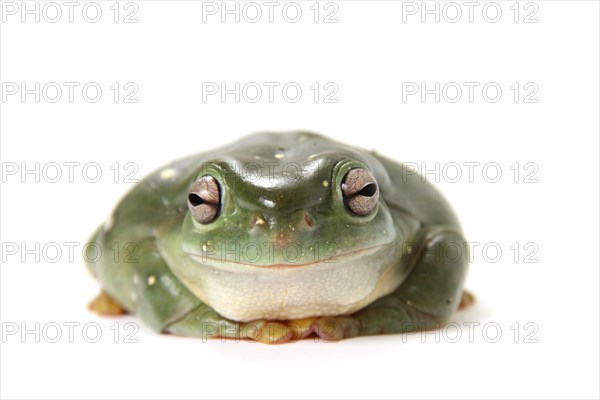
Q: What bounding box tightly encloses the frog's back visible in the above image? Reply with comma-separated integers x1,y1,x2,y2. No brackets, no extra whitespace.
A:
372,154,461,229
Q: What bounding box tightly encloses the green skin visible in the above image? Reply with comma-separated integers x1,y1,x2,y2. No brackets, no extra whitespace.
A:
87,132,469,343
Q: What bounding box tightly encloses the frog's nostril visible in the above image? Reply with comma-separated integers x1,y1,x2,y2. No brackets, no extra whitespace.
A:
304,213,314,228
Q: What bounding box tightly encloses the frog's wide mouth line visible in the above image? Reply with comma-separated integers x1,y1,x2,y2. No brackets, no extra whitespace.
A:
184,241,394,269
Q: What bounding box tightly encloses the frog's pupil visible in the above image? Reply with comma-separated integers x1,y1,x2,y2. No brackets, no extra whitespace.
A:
188,193,204,207
358,183,377,197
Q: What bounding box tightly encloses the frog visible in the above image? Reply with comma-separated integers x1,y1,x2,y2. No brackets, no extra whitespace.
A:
86,131,473,344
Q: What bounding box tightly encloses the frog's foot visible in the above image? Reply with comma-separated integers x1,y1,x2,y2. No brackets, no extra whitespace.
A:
238,319,314,344
166,306,358,344
459,290,475,310
88,291,127,316
237,317,359,344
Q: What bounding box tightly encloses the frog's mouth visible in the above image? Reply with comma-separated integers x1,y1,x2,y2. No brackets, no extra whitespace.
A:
184,241,391,269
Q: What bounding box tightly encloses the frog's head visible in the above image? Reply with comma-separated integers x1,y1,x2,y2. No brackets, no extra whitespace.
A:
172,132,406,321
180,133,399,267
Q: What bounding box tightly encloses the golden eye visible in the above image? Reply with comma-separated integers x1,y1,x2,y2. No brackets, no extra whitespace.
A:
341,168,379,216
187,176,221,224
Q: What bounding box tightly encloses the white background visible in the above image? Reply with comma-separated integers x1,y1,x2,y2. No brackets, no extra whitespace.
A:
1,1,599,399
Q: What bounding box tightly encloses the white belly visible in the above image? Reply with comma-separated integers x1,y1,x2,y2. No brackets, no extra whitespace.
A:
169,243,404,322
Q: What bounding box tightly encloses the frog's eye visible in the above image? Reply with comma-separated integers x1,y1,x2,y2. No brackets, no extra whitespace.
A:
188,176,221,224
341,168,379,216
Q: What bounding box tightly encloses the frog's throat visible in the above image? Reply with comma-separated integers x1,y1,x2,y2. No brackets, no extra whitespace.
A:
172,241,405,322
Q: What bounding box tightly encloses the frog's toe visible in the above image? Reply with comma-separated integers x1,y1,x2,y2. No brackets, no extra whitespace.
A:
311,316,361,341
240,318,313,344
458,290,475,310
245,321,295,344
88,291,127,316
238,317,355,344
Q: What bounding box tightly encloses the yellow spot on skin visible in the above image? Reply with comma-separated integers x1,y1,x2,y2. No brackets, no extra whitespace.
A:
256,217,266,225
202,244,207,252
274,153,284,159
322,180,329,187
148,275,156,286
160,168,176,179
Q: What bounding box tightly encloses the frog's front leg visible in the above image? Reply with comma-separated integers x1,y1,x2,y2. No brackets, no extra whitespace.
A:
90,238,204,332
309,226,471,340
133,240,210,332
